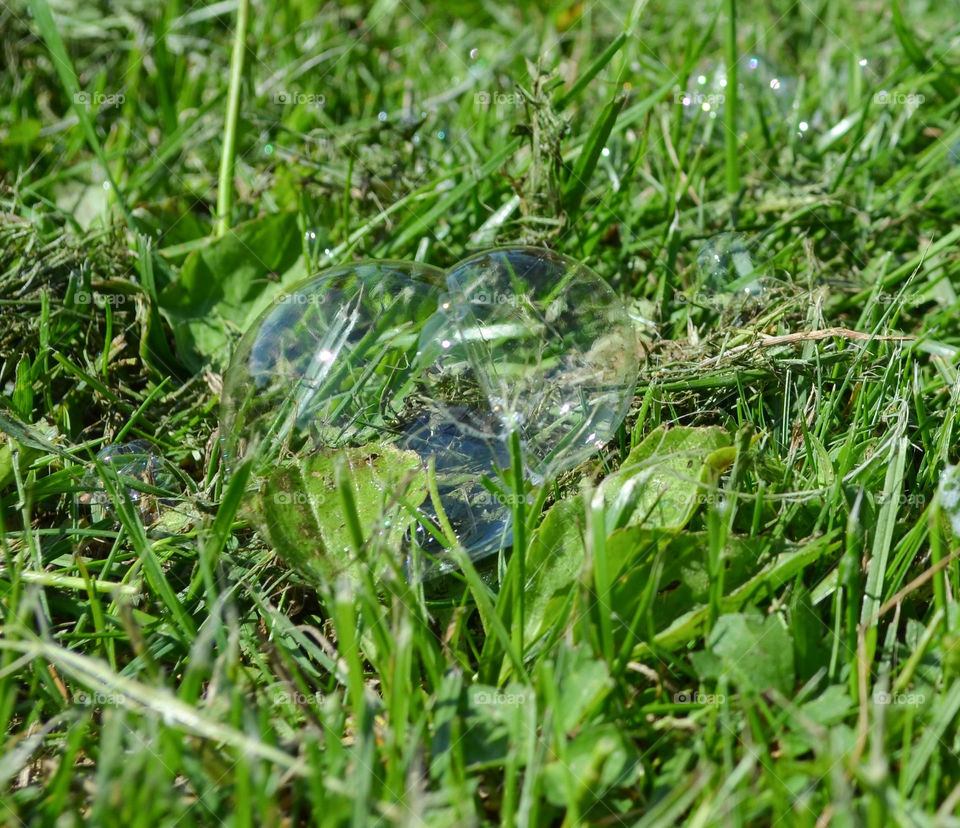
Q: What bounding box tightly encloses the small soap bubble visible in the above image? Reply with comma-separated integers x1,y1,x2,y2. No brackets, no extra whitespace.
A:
949,137,960,166
682,56,797,130
79,440,175,523
470,48,479,59
378,111,388,123
696,233,765,299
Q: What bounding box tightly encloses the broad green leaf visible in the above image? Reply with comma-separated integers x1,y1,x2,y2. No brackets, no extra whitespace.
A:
608,424,732,530
256,444,428,587
692,610,795,695
553,646,613,733
520,498,586,645
520,426,732,646
541,723,640,810
158,211,307,370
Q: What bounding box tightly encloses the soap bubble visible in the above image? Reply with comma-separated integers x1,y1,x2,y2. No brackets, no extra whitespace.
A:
79,440,175,523
221,262,445,471
697,232,765,298
221,261,515,577
418,248,640,482
939,464,960,539
949,137,960,167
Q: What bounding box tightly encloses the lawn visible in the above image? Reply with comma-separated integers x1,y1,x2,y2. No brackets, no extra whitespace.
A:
2,0,960,825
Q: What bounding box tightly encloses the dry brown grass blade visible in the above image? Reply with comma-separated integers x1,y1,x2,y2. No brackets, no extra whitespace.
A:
698,327,916,369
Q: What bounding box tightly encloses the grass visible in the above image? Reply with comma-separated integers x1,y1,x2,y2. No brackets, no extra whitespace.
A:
3,0,960,824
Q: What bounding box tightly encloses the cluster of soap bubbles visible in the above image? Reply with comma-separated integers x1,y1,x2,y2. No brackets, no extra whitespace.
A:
679,55,810,140
220,247,640,577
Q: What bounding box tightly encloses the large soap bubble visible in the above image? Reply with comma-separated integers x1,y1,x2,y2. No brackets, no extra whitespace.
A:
221,262,444,467
418,248,640,482
221,261,513,577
